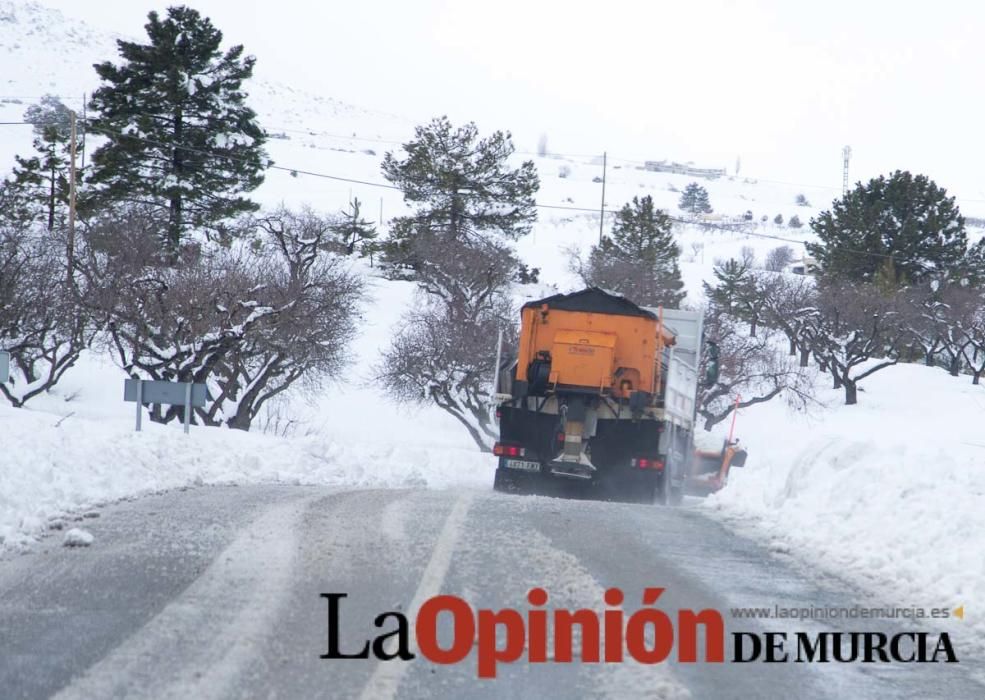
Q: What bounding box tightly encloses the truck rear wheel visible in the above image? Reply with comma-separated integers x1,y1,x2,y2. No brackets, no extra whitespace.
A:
494,467,527,494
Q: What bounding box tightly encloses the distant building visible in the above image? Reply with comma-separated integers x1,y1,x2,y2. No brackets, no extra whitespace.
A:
644,160,726,179
790,254,819,276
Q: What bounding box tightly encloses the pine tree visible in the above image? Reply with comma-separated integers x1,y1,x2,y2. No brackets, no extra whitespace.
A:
788,214,803,228
582,195,685,307
0,95,80,230
807,170,967,286
961,238,985,286
380,116,539,271
703,256,772,336
84,6,267,255
332,197,377,255
703,258,753,316
678,182,712,215
774,213,784,225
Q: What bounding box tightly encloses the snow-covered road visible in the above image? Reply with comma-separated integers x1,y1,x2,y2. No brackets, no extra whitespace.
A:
0,485,981,699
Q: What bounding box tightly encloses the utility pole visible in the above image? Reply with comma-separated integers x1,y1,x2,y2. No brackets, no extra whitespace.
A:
67,109,77,289
598,151,607,243
80,93,87,170
842,145,852,195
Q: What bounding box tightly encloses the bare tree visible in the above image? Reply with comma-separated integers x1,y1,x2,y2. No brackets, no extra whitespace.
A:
930,284,979,377
212,209,364,430
901,285,949,368
0,225,92,407
760,274,818,365
909,282,985,382
410,229,517,318
959,300,985,384
377,293,515,451
765,245,796,272
698,304,815,430
377,227,518,450
740,245,757,268
808,281,908,404
900,281,985,384
79,204,362,430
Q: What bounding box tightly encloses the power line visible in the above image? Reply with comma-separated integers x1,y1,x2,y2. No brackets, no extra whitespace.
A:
6,114,985,205
0,120,971,260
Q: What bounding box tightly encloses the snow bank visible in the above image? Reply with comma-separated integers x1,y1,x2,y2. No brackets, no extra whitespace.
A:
0,400,494,550
705,362,985,646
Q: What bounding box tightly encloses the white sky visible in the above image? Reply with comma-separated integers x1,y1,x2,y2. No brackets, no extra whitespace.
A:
38,0,985,205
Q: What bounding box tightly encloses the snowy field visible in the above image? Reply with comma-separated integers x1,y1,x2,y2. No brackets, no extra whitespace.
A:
1,0,984,652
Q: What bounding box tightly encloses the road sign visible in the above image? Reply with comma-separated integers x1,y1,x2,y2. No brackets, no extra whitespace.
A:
124,378,208,434
0,350,8,383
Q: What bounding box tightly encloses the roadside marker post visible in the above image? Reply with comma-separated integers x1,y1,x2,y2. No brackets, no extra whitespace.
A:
135,378,143,431
183,382,192,434
124,379,207,434
0,350,9,384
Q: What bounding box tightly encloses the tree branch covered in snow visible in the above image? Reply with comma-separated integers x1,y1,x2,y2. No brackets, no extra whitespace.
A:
0,225,92,407
376,292,515,452
78,205,362,429
806,281,909,405
376,232,517,451
698,304,815,431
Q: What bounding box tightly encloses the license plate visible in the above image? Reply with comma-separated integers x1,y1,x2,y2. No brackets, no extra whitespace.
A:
506,459,540,472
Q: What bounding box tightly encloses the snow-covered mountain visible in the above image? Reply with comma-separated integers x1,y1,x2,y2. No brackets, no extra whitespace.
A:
1,0,983,661
0,0,415,184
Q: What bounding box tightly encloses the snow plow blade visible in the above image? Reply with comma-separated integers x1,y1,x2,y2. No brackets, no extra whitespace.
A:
684,441,747,496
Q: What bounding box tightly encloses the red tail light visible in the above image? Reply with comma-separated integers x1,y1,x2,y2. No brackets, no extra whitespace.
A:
493,443,526,457
631,457,664,470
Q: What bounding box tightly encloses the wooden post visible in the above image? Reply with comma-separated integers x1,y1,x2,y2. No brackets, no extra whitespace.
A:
81,93,87,170
598,151,607,243
67,109,77,289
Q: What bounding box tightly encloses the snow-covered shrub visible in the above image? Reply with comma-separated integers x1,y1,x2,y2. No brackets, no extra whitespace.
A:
0,224,92,407
699,303,815,431
80,205,363,430
377,232,517,451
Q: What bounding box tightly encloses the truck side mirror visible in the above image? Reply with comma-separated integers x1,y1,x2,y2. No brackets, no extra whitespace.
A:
703,341,720,387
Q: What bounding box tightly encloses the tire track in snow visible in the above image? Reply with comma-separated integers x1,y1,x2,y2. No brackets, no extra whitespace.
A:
358,493,473,700
53,495,314,700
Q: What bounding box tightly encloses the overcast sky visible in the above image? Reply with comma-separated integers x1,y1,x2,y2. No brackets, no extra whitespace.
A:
40,0,985,205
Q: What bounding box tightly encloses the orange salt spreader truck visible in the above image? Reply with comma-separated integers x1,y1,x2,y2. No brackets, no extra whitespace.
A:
491,288,746,504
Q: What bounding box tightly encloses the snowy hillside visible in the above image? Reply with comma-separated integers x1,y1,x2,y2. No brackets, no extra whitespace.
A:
1,0,983,658
708,363,985,652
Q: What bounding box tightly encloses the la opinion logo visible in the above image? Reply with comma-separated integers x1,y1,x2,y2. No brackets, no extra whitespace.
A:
320,588,959,678
322,587,724,678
